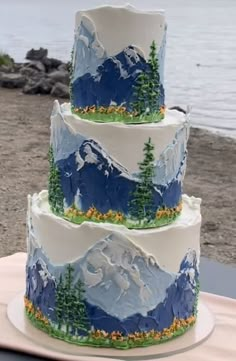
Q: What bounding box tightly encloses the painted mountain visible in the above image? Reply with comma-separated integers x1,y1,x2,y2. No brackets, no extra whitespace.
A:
72,45,165,110
26,232,199,336
56,138,182,213
26,258,56,320
50,101,188,215
72,16,165,109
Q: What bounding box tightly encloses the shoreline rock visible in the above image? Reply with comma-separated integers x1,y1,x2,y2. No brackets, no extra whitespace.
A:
0,48,70,98
0,73,26,88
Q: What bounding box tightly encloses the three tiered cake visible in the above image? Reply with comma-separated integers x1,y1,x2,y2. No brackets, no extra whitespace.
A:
25,5,201,349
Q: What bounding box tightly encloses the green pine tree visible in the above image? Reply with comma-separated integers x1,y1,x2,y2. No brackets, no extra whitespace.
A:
147,40,160,111
131,40,161,115
73,279,90,335
55,265,90,337
131,71,149,115
64,264,74,334
48,145,64,215
55,274,65,330
129,138,155,223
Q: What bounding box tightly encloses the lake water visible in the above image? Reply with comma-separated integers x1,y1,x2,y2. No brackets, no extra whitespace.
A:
0,0,236,137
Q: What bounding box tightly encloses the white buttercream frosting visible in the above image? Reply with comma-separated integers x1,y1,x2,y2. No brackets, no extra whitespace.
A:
29,191,201,274
75,5,166,59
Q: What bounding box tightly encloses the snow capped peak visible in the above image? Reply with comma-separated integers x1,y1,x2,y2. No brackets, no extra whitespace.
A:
50,100,65,144
78,139,131,177
123,46,145,66
179,249,199,290
185,249,197,266
183,268,197,288
75,150,84,171
180,249,198,270
50,103,86,162
73,15,107,79
111,57,129,79
154,122,189,186
79,15,94,36
83,143,99,165
79,15,106,60
77,232,175,319
36,258,55,288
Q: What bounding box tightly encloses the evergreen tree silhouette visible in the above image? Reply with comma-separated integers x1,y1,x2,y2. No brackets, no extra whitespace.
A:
131,41,161,115
55,274,65,330
129,138,155,223
131,72,149,115
48,146,64,215
147,41,160,111
64,264,74,334
55,265,90,336
73,279,90,335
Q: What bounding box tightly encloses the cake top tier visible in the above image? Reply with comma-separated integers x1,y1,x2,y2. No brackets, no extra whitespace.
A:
71,5,167,122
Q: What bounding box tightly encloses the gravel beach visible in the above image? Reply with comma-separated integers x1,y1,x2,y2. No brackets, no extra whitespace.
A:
0,88,235,264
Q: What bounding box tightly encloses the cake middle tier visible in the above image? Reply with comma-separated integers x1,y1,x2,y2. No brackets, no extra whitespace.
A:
50,101,190,228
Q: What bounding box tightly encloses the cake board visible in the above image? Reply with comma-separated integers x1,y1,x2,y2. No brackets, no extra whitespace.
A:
7,292,215,360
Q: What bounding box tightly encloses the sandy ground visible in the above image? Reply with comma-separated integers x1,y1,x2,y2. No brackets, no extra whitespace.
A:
0,88,235,264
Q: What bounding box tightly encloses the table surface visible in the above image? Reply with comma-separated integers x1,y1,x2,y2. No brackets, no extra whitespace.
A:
0,253,236,361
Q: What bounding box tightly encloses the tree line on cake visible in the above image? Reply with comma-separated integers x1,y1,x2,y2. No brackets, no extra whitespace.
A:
24,258,197,349
55,264,90,336
131,41,161,117
48,142,182,228
25,292,196,349
72,41,165,124
25,248,198,348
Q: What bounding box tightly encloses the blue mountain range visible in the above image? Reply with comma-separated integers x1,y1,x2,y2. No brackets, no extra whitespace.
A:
26,236,199,336
85,250,198,334
26,258,56,320
72,45,165,110
56,138,182,213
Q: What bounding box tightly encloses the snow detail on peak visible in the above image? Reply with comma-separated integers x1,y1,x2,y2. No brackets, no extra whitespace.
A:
75,150,84,171
179,249,199,290
50,101,86,162
77,138,131,177
75,232,175,319
36,258,55,288
84,144,99,165
123,46,144,66
26,195,40,260
154,120,189,185
110,56,129,79
183,268,196,288
185,249,197,266
73,15,107,80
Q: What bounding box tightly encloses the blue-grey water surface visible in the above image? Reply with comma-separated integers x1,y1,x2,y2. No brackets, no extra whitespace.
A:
0,0,235,136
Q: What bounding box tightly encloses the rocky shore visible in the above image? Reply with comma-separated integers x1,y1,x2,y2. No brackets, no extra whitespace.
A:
0,48,70,98
0,88,235,265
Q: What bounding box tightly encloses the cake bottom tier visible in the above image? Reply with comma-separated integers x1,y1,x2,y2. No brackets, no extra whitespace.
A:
25,191,201,349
